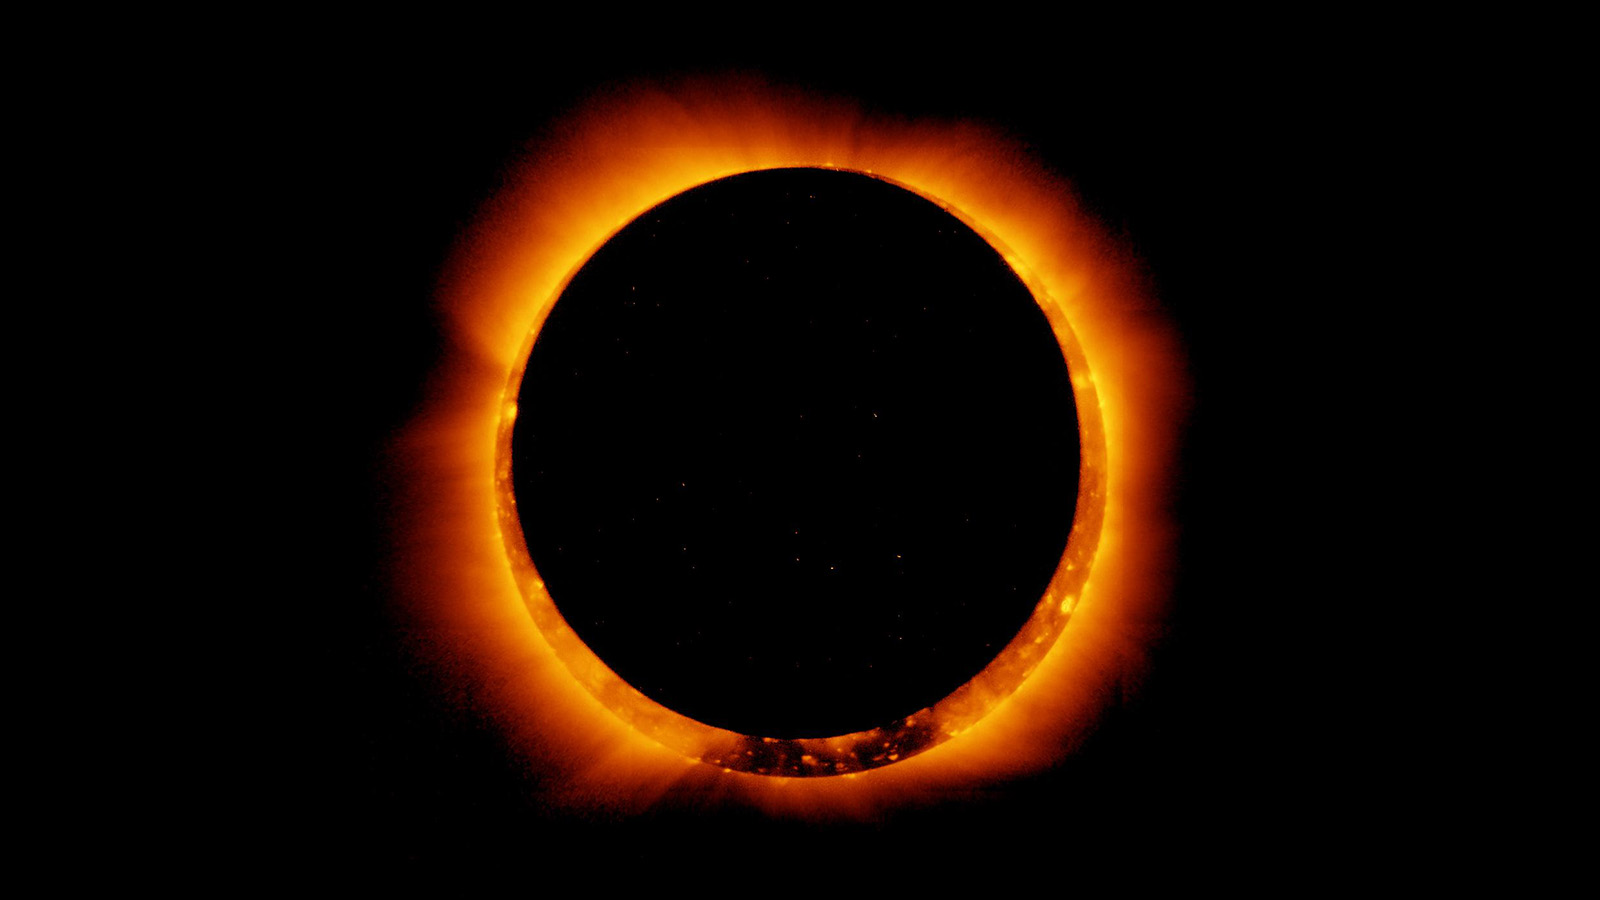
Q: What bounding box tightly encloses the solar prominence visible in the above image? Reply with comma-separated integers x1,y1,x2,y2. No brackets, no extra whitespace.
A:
393,78,1184,815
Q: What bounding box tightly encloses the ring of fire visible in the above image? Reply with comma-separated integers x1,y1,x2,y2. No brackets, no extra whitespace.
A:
497,166,1105,776
398,77,1182,808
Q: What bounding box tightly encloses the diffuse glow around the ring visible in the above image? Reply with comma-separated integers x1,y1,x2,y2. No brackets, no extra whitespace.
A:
393,77,1185,813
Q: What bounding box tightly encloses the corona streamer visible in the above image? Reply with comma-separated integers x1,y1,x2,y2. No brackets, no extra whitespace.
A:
390,77,1185,819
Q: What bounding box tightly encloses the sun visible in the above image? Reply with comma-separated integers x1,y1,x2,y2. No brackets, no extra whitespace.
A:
390,75,1185,817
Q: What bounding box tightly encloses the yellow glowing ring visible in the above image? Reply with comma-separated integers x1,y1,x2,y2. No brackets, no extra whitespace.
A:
399,77,1183,811
494,167,1106,776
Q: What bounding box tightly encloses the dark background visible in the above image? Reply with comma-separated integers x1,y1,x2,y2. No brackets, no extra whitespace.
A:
264,41,1359,875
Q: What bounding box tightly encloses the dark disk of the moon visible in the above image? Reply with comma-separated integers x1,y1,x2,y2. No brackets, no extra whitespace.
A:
511,167,1079,738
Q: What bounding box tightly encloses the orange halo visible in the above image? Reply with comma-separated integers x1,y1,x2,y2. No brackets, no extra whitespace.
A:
391,77,1185,816
495,165,1106,777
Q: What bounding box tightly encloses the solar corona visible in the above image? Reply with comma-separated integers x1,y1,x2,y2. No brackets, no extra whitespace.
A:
394,78,1183,815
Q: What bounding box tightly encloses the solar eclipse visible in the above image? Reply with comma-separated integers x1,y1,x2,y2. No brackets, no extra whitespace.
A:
395,77,1182,810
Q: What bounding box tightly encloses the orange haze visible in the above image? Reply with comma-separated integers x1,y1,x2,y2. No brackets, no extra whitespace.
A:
388,77,1187,821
